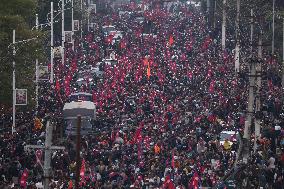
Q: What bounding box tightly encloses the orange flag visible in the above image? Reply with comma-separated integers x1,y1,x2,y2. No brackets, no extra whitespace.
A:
169,35,174,46
147,61,151,80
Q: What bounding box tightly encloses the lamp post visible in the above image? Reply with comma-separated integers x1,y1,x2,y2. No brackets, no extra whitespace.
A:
272,0,275,55
9,30,37,134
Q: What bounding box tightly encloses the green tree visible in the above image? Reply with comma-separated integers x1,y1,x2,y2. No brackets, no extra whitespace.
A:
0,0,45,110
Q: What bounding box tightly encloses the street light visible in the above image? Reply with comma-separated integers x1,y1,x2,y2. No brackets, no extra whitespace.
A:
8,30,38,134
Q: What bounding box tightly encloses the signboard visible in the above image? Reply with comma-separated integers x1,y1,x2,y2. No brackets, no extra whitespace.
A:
64,31,72,43
74,20,80,31
53,47,62,58
38,66,49,81
15,89,27,105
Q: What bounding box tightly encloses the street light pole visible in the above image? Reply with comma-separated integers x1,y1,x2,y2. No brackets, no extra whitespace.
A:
221,0,226,51
62,0,65,66
35,14,39,112
12,29,16,134
50,2,54,83
272,0,275,54
234,0,240,73
80,0,83,39
72,0,74,51
250,9,254,54
282,18,284,88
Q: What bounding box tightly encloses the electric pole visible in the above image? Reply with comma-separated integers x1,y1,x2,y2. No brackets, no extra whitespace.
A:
234,0,240,73
254,30,263,153
221,0,226,51
25,120,65,189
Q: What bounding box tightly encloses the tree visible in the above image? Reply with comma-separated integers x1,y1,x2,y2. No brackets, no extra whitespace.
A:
0,0,45,110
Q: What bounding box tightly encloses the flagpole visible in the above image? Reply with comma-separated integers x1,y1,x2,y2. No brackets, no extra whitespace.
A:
50,2,54,83
12,29,16,134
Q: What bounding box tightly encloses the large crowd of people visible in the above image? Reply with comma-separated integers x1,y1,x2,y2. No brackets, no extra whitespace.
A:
1,1,284,189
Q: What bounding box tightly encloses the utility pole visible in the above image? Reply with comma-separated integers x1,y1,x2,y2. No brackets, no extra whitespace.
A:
35,14,39,112
62,0,65,66
50,2,54,83
207,0,210,27
243,58,257,161
12,30,16,134
221,0,226,51
254,30,263,153
80,0,83,39
75,116,82,189
234,0,240,73
250,9,254,55
272,0,275,55
213,0,217,29
282,18,284,89
9,32,37,134
25,120,65,189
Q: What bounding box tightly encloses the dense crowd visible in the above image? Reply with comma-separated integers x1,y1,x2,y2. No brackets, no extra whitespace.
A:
1,1,284,189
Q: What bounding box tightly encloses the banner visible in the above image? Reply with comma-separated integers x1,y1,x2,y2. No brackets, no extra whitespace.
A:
65,31,72,43
88,4,96,14
15,89,27,105
74,20,79,31
38,66,49,81
53,47,62,58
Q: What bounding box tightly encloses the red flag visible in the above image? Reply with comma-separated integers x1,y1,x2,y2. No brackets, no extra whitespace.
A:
80,159,86,186
171,150,175,168
188,172,199,189
120,40,126,49
56,79,60,92
143,57,149,66
169,35,174,46
201,36,212,50
163,175,176,189
20,169,29,188
68,180,73,189
131,122,144,144
106,35,114,44
209,80,215,93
